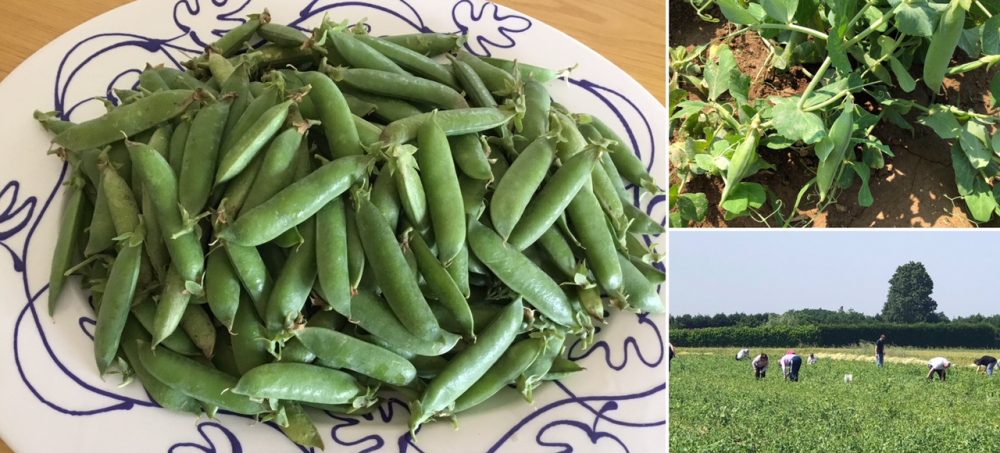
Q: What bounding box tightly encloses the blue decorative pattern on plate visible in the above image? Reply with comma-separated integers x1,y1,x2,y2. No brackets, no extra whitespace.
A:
0,1,665,451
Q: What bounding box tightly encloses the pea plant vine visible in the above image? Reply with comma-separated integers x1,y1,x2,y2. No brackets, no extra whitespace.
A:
669,0,1000,227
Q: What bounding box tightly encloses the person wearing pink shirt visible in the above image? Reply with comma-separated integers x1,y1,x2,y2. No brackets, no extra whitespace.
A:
780,350,802,382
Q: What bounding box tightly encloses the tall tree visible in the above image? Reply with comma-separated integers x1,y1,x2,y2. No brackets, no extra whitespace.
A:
881,261,938,323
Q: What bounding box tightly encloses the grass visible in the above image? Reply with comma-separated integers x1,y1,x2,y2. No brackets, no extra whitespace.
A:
670,347,1000,452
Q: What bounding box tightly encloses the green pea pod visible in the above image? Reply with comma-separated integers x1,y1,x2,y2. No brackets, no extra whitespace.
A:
131,298,201,356
416,115,466,263
278,402,324,449
215,100,292,184
453,337,545,412
278,337,316,364
410,298,523,432
213,333,241,376
179,99,231,213
346,90,424,122
409,231,474,339
217,150,264,220
259,22,308,47
817,103,855,203
340,92,378,117
616,253,664,313
207,53,236,88
354,34,459,88
138,67,170,93
296,327,417,385
350,290,460,356
53,90,194,151
448,134,493,181
121,318,203,414
356,198,440,340
128,140,205,282
370,168,401,232
521,81,551,140
100,161,141,238
308,310,346,331
578,286,605,321
157,68,217,96
354,115,383,147
327,67,468,110
180,304,216,358
241,127,306,212
382,33,461,56
490,137,557,240
220,85,280,160
481,57,563,83
168,119,191,177
152,268,192,347
380,108,515,146
224,243,271,318
451,57,497,108
232,362,366,405
220,155,374,246
345,207,365,291
542,356,585,381
298,71,364,159
578,117,661,194
326,29,410,75
220,66,254,148
924,1,965,93
517,330,566,402
468,222,574,327
83,182,115,256
205,250,241,332
231,294,272,374
508,147,601,250
136,339,267,415
266,218,318,335
622,200,665,235
566,187,622,296
454,50,517,95
48,179,88,316
316,197,351,318
536,226,577,279
211,14,263,57
390,145,430,231
446,244,471,299
94,240,142,374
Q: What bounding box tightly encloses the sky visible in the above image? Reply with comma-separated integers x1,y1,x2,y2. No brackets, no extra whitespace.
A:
669,231,999,318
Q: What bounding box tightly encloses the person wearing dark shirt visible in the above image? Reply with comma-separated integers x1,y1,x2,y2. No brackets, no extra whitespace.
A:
974,355,998,377
875,334,886,368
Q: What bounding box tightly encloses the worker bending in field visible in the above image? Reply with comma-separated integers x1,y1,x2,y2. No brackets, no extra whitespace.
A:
974,355,997,377
780,350,802,382
736,348,750,360
808,353,818,365
875,334,886,368
752,353,769,379
927,357,952,381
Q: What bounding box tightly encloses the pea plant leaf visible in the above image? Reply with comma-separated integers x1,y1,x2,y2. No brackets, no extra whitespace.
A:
721,182,766,219
705,45,738,101
950,144,997,223
983,15,1000,55
677,193,709,225
770,98,826,144
762,0,798,23
717,0,763,25
958,123,991,169
888,57,916,92
827,0,858,73
992,131,1000,157
917,108,961,139
850,161,874,207
959,28,983,58
990,72,1000,109
891,0,938,37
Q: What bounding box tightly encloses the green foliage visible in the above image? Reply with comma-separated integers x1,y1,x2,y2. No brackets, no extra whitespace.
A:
671,323,999,348
881,261,938,323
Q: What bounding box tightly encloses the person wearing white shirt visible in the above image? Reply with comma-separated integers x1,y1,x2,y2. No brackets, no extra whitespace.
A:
780,350,802,381
751,353,769,380
736,348,750,360
927,357,952,381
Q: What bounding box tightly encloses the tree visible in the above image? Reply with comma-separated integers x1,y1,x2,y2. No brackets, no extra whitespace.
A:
881,261,938,323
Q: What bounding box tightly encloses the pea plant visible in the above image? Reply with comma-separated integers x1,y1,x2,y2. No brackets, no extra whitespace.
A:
670,0,1000,226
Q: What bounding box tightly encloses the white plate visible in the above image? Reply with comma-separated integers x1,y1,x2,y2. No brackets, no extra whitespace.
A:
0,1,666,451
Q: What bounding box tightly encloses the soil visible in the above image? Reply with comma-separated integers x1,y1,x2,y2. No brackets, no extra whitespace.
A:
669,4,999,227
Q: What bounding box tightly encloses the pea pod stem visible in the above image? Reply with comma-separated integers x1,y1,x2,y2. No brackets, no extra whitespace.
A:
753,23,828,41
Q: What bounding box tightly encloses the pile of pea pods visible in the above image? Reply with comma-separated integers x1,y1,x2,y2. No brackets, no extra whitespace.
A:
36,10,664,448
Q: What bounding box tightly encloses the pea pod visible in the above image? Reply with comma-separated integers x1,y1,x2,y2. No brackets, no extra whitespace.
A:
138,67,170,93
327,67,468,110
451,58,497,109
481,57,563,83
578,117,661,194
217,150,264,220
370,168,401,232
346,90,423,122
215,100,292,184
345,207,366,291
490,137,556,240
152,268,192,347
241,127,306,212
517,330,566,402
168,119,191,176
231,294,272,374
48,178,88,316
380,108,515,146
382,33,461,56
296,327,417,385
616,253,664,313
520,81,550,140
454,50,517,95
816,102,855,202
128,141,205,282
220,155,374,246
408,231,474,339
448,134,493,181
136,339,267,415
356,198,440,340
390,145,429,231
179,99,231,213
211,14,264,57
508,147,600,250
467,222,574,327
298,71,363,158
54,90,194,151
536,226,577,279
180,304,217,358
453,337,545,412
924,1,965,93
266,218,317,335
205,250,241,332
121,319,203,414
325,29,410,75
446,244,471,299
410,298,523,431
354,115,383,147
566,187,622,296
350,290,460,357
316,197,351,318
278,402,324,449
83,183,115,256
131,298,201,356
232,362,366,405
94,239,142,374
416,115,466,263
278,337,316,364
207,53,235,88
259,23,308,48
157,68,217,96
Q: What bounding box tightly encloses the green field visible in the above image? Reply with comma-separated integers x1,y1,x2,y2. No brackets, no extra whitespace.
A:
670,348,1000,452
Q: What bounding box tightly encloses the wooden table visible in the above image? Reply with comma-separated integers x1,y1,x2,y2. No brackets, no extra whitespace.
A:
0,1,663,451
